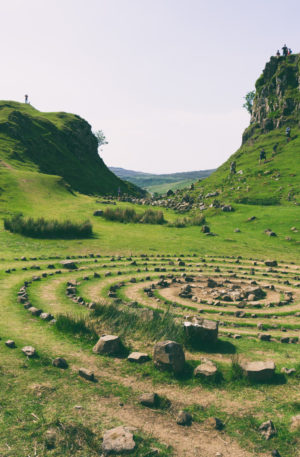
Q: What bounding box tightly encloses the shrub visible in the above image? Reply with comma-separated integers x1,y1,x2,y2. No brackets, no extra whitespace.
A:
3,214,93,238
139,209,166,225
101,207,166,225
168,214,205,228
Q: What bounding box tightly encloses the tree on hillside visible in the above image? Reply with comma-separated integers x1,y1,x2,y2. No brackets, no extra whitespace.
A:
94,130,108,149
243,91,255,115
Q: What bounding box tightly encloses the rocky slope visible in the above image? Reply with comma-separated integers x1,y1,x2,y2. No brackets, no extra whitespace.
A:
163,54,300,211
0,101,144,196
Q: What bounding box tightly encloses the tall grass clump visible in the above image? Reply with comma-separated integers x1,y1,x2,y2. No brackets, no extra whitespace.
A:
3,214,93,238
102,207,166,224
55,314,98,343
168,214,205,228
93,303,183,342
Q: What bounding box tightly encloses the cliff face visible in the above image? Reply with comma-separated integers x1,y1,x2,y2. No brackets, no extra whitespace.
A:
243,54,300,142
165,54,300,207
0,101,145,196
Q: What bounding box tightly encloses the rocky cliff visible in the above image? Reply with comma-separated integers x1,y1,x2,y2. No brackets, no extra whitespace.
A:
243,53,300,142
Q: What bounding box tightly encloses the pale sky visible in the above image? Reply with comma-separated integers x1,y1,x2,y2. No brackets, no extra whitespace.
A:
1,0,299,173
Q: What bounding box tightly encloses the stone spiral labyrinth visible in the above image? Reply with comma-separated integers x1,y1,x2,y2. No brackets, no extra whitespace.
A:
2,252,300,456
7,253,300,353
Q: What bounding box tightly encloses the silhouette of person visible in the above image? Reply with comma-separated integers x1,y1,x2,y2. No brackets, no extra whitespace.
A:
24,94,28,104
282,44,288,57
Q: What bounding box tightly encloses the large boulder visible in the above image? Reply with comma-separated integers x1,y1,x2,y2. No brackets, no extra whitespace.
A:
102,426,135,455
184,318,218,344
240,360,276,382
93,335,121,356
153,340,185,374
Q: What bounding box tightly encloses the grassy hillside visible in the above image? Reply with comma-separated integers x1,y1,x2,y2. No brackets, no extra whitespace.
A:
171,54,300,207
110,167,215,194
0,101,144,197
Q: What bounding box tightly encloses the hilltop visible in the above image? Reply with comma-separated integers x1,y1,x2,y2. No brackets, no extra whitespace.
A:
109,167,215,194
169,54,300,208
0,101,144,197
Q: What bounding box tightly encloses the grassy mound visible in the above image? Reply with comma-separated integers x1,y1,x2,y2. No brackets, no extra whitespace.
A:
0,101,144,197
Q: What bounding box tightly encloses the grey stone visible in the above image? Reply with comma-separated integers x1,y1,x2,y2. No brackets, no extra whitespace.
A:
93,335,121,355
102,426,135,455
5,340,16,348
240,360,276,382
78,368,94,381
52,357,68,369
139,392,159,407
184,318,218,343
60,260,78,269
176,410,192,426
22,346,36,357
194,359,217,377
127,352,150,363
153,340,185,374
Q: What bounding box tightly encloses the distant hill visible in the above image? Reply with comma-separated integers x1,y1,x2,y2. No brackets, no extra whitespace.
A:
167,54,300,207
109,167,216,194
0,101,144,197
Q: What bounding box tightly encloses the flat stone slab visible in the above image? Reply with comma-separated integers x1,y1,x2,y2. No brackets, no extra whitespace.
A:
240,360,276,382
78,368,94,381
102,426,135,454
127,352,150,363
194,359,217,377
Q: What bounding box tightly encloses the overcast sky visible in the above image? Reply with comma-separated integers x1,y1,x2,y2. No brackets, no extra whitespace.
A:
1,0,299,173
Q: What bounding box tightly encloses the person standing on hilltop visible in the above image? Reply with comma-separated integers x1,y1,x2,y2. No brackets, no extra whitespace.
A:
286,127,291,142
282,44,288,57
24,94,28,104
276,49,280,57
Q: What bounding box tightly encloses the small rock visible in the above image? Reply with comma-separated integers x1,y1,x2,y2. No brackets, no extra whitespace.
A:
52,357,68,369
5,340,16,348
127,352,150,363
281,367,296,375
22,346,36,357
44,429,57,449
139,392,159,407
78,368,94,381
176,410,192,426
205,417,224,430
194,359,217,377
259,420,276,440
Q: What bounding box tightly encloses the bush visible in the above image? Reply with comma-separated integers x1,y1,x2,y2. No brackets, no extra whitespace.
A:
102,207,166,225
168,214,205,228
3,214,93,238
139,209,165,225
